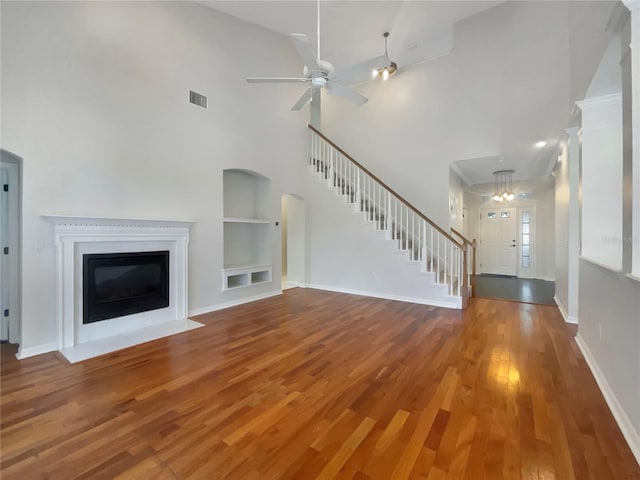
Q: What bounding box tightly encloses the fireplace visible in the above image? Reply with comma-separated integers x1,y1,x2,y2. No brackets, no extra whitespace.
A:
33,216,201,363
83,251,170,324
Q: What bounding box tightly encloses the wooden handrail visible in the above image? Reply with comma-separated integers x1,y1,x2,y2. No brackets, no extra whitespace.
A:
450,227,473,246
308,124,463,249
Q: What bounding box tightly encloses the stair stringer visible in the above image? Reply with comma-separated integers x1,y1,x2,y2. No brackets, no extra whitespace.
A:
306,170,461,309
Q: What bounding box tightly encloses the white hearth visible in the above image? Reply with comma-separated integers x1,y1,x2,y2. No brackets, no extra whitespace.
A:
45,216,203,363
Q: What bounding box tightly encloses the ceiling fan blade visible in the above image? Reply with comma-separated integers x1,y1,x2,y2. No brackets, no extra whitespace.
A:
246,77,309,83
326,82,368,106
290,34,320,71
329,55,391,83
291,88,314,111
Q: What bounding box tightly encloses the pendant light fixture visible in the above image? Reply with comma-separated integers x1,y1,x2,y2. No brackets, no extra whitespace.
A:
492,170,515,202
372,32,397,81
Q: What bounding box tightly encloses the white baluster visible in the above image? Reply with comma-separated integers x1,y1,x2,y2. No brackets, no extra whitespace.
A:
411,212,415,260
406,205,409,251
356,168,361,212
437,234,441,283
386,191,391,236
394,197,398,241
421,221,426,268
458,248,462,297
442,239,446,287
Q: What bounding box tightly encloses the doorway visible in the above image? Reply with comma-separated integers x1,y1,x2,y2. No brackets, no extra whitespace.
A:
1,150,22,344
281,194,306,290
480,207,517,276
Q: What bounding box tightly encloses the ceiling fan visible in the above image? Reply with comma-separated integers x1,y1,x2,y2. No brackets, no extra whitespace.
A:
246,2,390,111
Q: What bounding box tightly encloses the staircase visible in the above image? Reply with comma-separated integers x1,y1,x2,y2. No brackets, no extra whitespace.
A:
308,125,470,309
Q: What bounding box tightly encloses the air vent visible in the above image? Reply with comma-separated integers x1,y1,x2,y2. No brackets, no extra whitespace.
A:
189,90,207,109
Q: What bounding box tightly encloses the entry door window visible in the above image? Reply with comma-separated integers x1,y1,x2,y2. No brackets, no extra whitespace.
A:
522,212,531,268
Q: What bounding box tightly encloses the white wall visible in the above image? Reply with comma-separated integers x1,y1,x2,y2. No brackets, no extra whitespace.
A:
578,94,624,269
321,1,575,230
449,168,465,232
282,194,306,287
1,1,309,352
554,134,580,323
305,171,456,308
577,260,640,459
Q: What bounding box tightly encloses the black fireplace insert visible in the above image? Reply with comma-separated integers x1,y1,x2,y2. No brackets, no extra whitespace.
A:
83,251,169,324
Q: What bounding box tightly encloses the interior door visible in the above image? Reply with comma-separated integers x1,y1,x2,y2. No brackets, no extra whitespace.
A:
480,207,517,276
1,168,9,341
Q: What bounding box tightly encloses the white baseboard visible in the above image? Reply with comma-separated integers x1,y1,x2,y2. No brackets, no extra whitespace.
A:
554,295,578,324
306,284,460,309
188,290,282,317
575,333,640,465
16,342,57,360
286,281,306,289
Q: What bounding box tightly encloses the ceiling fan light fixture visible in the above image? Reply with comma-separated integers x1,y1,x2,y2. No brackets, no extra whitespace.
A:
374,32,397,81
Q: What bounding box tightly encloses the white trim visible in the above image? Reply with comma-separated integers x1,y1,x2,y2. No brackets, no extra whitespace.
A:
286,281,307,289
554,295,578,324
60,319,203,363
625,0,640,277
223,217,270,224
575,92,623,110
626,273,640,283
188,290,282,317
580,256,624,276
42,215,196,228
575,333,640,465
449,162,472,187
16,342,57,359
305,284,460,309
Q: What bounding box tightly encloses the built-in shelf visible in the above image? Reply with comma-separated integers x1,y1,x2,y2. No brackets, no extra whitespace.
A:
223,217,271,224
222,169,272,290
221,264,272,290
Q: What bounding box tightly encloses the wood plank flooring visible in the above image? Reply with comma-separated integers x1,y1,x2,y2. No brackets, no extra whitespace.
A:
1,288,639,479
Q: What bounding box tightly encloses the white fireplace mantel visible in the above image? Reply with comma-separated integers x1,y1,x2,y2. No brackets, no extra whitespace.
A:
43,215,200,362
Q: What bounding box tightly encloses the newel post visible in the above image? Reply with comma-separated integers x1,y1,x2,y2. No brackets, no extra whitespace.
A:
462,243,469,309
471,239,477,297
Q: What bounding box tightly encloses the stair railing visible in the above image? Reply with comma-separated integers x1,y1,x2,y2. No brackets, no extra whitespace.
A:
309,125,469,303
451,227,476,299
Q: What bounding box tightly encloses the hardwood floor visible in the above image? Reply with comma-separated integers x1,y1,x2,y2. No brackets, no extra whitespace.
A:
1,288,639,479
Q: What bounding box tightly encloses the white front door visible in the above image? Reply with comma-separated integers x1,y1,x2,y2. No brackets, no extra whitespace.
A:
480,207,517,276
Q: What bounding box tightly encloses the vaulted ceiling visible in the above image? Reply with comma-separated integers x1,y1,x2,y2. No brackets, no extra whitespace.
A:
200,1,618,187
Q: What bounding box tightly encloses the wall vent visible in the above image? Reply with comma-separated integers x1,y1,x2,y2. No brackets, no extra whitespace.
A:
189,90,207,109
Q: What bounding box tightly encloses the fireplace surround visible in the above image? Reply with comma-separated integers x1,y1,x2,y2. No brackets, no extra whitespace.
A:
44,216,200,362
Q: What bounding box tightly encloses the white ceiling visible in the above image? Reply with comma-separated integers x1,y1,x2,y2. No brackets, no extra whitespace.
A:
200,1,616,187
202,1,503,70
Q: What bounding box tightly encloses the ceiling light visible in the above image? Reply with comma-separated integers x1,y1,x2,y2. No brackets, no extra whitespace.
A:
492,170,515,202
535,140,547,148
373,32,397,81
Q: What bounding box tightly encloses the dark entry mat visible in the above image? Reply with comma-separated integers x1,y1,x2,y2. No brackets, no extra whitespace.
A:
475,275,556,305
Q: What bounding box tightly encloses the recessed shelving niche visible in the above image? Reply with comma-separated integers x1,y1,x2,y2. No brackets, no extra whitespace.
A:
222,169,272,291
